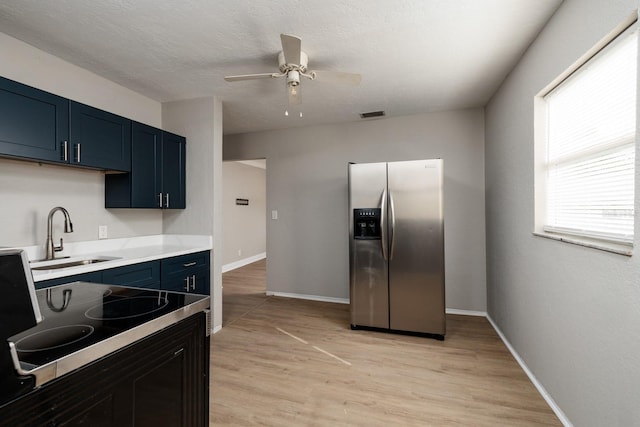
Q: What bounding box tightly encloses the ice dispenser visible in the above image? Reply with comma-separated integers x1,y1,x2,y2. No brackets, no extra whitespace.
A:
353,208,382,240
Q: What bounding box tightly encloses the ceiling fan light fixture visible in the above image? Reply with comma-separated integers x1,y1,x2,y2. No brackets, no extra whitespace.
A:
286,70,300,86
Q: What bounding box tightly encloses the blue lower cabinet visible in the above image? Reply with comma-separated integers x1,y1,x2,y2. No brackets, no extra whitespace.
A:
34,253,208,292
101,261,161,289
161,251,210,294
35,271,103,290
163,268,210,294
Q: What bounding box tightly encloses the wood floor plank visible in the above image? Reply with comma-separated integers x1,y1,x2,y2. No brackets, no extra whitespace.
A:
214,260,560,426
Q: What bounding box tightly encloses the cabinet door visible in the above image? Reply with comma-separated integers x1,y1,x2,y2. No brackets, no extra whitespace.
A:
113,313,209,427
162,132,186,209
0,76,69,163
161,269,209,294
101,261,161,289
35,271,103,290
190,269,210,295
131,122,162,208
70,101,131,171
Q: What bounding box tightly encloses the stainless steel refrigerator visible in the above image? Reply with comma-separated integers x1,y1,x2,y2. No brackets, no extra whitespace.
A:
348,159,445,339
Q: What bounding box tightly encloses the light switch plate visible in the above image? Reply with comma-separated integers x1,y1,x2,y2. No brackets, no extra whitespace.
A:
271,210,278,220
98,225,108,239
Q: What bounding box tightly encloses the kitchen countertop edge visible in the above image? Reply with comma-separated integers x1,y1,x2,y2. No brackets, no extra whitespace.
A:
10,234,213,282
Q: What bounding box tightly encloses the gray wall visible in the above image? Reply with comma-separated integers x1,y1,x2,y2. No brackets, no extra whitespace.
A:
225,108,486,311
222,161,266,266
485,1,640,426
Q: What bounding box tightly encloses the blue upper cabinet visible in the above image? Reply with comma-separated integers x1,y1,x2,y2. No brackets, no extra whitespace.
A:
131,122,163,208
0,76,69,163
69,102,131,172
0,76,131,172
161,131,186,209
105,122,185,209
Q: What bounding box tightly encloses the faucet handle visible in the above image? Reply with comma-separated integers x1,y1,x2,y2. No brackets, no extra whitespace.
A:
54,237,64,253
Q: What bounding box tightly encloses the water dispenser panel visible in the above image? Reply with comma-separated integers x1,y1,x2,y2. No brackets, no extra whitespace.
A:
353,208,381,240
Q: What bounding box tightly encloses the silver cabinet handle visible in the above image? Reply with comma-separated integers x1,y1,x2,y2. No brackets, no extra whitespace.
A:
380,189,388,261
191,274,196,290
158,192,163,208
165,193,170,208
389,191,396,260
62,140,68,161
184,277,190,291
75,143,81,163
183,262,197,267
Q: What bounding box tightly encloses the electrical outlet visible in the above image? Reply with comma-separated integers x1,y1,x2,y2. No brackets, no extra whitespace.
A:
98,225,108,239
237,249,242,256
271,210,278,220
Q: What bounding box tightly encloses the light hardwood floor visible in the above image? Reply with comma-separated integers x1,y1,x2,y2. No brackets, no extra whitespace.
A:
213,260,560,426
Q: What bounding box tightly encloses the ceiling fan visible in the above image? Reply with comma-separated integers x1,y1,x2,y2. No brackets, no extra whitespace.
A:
224,34,362,105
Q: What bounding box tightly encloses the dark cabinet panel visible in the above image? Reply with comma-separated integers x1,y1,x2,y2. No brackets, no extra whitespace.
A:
161,251,210,294
132,345,185,426
101,261,160,289
162,268,210,294
105,122,185,209
0,76,69,163
131,122,162,208
161,251,210,276
161,131,186,209
0,313,209,427
70,102,131,171
35,271,103,290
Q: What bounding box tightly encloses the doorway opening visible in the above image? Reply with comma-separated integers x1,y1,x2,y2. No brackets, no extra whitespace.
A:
221,159,267,325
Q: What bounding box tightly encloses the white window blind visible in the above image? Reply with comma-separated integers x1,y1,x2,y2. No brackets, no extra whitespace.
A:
544,26,637,244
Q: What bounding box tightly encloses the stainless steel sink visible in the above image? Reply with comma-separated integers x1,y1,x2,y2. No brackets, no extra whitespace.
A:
31,257,121,271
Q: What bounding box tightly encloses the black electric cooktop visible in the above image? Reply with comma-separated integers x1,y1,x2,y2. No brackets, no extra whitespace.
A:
7,282,209,384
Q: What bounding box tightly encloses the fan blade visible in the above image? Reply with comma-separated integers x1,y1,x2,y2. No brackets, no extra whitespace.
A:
281,34,302,65
312,70,362,86
224,73,277,82
288,84,302,105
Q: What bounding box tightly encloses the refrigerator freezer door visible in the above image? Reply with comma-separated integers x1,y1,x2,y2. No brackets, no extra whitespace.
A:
348,162,389,329
387,159,445,335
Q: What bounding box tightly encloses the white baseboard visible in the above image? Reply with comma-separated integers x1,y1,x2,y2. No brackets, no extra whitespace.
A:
445,308,487,317
212,324,222,334
261,294,490,314
222,252,266,273
486,315,572,427
266,291,350,304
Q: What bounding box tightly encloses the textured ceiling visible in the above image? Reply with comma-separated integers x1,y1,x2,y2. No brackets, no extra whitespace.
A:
0,0,562,135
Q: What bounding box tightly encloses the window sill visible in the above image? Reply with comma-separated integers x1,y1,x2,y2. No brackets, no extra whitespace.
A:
532,231,633,256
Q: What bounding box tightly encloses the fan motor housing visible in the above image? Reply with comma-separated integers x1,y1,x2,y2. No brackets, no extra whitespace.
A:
278,51,308,73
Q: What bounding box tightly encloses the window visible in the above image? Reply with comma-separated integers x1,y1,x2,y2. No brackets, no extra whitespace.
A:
536,21,638,251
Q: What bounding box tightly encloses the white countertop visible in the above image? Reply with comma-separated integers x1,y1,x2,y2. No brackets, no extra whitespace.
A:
11,235,212,282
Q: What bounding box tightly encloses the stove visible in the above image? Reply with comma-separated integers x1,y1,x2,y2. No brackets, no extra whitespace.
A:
6,282,210,389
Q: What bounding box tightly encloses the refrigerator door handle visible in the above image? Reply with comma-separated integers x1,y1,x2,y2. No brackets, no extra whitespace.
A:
389,191,396,260
380,189,388,260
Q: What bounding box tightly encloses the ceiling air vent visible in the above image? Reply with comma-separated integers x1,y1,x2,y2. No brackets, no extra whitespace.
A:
359,111,386,119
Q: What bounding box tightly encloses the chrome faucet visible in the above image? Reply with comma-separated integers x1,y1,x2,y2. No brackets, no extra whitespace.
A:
45,207,74,260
